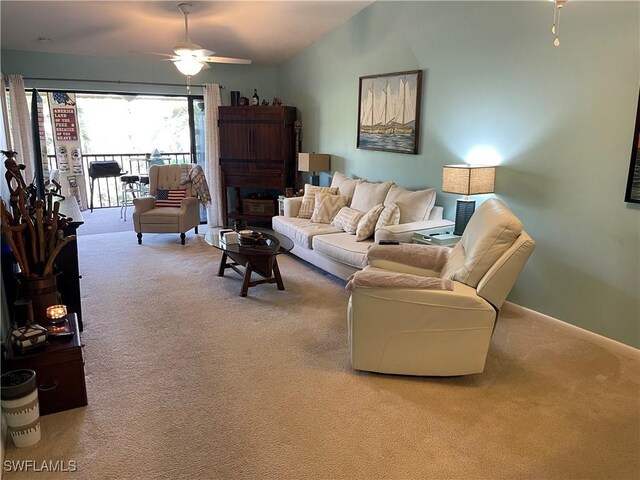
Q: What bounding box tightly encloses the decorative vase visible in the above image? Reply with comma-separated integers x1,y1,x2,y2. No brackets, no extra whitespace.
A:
16,274,60,325
1,369,41,448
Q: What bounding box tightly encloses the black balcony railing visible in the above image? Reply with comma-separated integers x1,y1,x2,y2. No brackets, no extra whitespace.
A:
47,152,192,209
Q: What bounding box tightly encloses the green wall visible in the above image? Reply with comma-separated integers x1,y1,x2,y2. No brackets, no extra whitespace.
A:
276,1,640,347
1,49,277,103
1,1,638,347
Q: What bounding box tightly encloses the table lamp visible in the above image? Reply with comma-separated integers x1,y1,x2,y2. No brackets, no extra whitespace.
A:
442,165,496,235
298,153,331,186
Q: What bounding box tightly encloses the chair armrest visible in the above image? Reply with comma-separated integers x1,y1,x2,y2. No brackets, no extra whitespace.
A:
346,268,452,291
350,275,494,314
133,196,156,214
367,244,449,277
180,196,199,213
283,197,302,217
374,219,455,243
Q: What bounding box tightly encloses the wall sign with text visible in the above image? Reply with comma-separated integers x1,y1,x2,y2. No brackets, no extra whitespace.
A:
48,92,87,208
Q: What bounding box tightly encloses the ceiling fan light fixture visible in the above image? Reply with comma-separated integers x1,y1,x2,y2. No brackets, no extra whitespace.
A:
173,41,200,57
174,58,204,76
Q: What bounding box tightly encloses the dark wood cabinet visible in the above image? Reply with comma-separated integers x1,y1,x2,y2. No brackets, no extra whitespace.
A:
218,106,297,225
58,198,84,330
5,313,88,416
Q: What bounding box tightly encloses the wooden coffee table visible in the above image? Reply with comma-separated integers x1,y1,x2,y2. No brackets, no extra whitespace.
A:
205,227,294,297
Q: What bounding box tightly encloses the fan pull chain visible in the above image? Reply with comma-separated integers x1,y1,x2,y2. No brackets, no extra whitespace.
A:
551,0,567,48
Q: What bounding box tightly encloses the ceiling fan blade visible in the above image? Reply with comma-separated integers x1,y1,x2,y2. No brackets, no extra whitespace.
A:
129,50,175,59
204,56,252,65
193,49,214,58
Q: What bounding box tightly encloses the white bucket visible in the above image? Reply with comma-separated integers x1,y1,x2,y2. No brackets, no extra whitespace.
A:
1,370,41,448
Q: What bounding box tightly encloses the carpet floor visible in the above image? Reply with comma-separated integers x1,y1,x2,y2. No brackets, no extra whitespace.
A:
3,231,639,480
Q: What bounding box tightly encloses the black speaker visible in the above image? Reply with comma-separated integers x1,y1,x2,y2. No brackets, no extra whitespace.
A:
454,199,476,236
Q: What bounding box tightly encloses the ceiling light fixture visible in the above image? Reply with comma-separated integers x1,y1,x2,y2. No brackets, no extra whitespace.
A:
173,57,204,76
550,0,568,47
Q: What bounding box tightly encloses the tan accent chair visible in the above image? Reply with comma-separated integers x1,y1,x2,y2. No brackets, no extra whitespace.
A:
132,164,200,245
348,198,535,376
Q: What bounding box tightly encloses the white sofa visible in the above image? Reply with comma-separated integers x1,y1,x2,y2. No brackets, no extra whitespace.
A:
272,173,454,280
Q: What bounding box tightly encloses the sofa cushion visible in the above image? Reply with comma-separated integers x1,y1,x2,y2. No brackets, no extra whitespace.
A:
356,204,384,241
310,193,349,224
332,207,364,234
312,233,373,269
440,199,524,288
272,215,343,249
383,185,436,223
297,184,338,219
350,181,393,213
330,172,362,203
375,202,400,230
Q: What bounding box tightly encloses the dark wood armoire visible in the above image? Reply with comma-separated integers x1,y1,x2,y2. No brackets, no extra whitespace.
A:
218,106,297,226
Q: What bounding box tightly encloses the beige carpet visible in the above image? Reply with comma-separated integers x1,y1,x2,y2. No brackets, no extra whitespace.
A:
3,231,639,480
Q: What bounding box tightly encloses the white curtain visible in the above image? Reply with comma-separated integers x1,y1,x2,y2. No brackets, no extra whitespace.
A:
203,83,223,227
0,74,11,201
7,74,35,185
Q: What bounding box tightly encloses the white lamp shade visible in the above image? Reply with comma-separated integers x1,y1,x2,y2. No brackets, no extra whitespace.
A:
173,58,205,76
442,165,496,195
298,153,331,173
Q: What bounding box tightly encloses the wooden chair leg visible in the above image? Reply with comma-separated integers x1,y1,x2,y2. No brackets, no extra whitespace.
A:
180,233,186,245
137,233,142,245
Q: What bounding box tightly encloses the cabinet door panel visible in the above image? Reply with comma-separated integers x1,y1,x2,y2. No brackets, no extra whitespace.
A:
219,121,249,160
251,123,283,161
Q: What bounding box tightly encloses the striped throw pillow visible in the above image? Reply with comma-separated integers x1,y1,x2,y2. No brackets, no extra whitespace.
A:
297,184,338,219
310,193,349,224
356,204,384,241
332,207,364,234
155,189,186,208
375,202,400,230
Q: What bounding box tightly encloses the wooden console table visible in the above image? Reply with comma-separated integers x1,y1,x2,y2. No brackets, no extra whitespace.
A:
4,313,88,416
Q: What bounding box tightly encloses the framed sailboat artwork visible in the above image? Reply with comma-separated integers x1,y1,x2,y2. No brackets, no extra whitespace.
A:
357,70,423,155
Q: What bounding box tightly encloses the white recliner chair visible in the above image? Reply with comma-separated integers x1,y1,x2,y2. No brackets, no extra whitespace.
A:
347,198,535,376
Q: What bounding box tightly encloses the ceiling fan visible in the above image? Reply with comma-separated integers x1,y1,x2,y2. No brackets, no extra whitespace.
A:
153,2,251,77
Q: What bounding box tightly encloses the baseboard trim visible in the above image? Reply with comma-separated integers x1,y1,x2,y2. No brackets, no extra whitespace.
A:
504,301,639,356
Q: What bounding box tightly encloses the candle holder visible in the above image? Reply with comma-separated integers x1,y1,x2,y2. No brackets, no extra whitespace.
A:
45,305,67,325
46,318,73,338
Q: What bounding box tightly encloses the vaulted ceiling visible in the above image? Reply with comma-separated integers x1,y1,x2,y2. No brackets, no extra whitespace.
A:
0,1,373,66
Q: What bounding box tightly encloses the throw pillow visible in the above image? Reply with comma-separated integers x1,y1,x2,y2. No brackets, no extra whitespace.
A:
332,206,364,234
310,193,349,224
330,172,362,203
350,181,394,213
155,188,186,208
375,202,401,229
356,204,384,241
384,185,437,223
297,184,338,219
